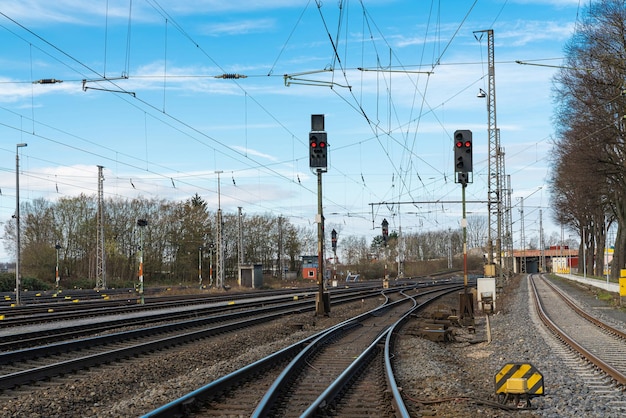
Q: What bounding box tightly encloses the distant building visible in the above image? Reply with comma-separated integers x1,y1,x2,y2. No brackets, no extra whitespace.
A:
0,263,14,274
301,255,318,279
512,246,578,273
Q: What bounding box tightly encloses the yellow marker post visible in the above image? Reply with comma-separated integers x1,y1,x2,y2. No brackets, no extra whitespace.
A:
619,269,626,306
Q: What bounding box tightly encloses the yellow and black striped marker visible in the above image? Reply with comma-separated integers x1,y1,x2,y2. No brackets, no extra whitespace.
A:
495,363,544,396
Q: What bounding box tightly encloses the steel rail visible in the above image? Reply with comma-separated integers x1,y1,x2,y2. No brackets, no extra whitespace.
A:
140,284,462,418
0,287,411,391
253,287,462,417
541,276,626,339
140,291,397,418
0,288,385,367
303,287,456,417
0,285,395,351
530,274,626,385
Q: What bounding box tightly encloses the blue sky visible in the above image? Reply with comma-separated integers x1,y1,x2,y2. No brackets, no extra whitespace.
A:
0,0,584,263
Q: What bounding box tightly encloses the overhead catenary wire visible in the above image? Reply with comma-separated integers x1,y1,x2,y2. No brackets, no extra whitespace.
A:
0,1,553,238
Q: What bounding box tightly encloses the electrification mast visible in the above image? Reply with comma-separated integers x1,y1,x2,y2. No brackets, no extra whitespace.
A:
215,171,224,289
475,29,504,280
96,165,106,290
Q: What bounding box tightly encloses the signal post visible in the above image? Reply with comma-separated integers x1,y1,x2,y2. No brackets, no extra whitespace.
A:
310,114,330,316
454,129,474,324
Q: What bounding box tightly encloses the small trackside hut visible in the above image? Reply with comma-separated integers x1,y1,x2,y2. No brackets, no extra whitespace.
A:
301,255,318,280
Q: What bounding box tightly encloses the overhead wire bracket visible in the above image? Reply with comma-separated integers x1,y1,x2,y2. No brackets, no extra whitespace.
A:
82,75,135,96
283,69,350,88
357,67,433,75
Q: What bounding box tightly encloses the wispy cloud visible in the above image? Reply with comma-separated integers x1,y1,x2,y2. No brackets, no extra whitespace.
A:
199,18,277,36
230,145,278,161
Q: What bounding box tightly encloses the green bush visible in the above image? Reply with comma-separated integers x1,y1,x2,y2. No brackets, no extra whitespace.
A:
0,273,51,292
21,277,52,292
0,273,14,292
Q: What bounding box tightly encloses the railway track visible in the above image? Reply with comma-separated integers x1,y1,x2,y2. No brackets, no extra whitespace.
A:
142,285,461,417
0,285,349,326
0,285,418,393
530,274,626,386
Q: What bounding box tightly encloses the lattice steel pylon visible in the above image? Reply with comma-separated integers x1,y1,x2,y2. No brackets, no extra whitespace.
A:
504,174,514,275
475,29,503,281
96,165,106,290
519,197,526,273
215,171,224,289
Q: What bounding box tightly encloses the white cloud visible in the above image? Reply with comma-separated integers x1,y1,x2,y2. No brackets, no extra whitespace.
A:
200,19,277,36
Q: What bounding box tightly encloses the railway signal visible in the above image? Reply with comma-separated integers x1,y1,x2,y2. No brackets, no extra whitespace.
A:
453,129,474,324
310,114,330,316
454,129,473,184
309,132,328,169
309,114,327,170
381,218,389,244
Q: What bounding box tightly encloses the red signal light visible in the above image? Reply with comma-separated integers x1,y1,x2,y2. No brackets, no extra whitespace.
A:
464,141,471,147
455,141,463,148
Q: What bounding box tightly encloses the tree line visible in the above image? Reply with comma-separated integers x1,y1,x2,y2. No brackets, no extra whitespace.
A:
2,193,308,288
2,192,517,288
550,0,626,278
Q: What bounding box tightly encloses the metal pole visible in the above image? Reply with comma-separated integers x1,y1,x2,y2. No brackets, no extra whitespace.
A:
583,226,587,279
55,243,61,289
316,170,328,316
462,183,468,289
209,245,214,287
15,143,27,306
137,219,148,304
606,218,609,285
198,246,203,289
459,180,473,324
215,171,224,289
139,226,144,304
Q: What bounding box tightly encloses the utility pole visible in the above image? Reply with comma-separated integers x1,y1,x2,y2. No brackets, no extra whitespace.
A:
96,165,106,290
198,246,203,288
15,143,27,306
539,209,546,273
137,218,148,304
238,206,244,285
519,197,526,274
215,171,224,289
55,242,61,289
504,175,514,274
278,215,284,280
331,229,338,283
397,210,404,279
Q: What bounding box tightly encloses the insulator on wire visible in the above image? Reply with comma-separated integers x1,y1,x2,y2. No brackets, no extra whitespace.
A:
214,73,247,79
33,78,63,84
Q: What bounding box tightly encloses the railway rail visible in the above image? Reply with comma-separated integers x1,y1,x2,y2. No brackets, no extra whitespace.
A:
0,284,428,392
0,286,333,326
530,274,626,386
142,284,461,417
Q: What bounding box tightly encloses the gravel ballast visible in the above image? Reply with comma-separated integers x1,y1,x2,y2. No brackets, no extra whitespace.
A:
395,274,626,417
2,277,626,417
